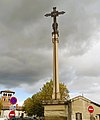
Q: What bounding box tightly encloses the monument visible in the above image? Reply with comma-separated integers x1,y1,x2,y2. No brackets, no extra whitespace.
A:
43,7,68,120
45,7,65,100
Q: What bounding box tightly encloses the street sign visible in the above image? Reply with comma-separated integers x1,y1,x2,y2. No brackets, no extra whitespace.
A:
10,97,17,105
9,110,15,118
9,105,16,110
88,106,94,113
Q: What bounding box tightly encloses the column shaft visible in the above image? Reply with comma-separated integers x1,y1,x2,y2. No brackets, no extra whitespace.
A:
52,34,60,100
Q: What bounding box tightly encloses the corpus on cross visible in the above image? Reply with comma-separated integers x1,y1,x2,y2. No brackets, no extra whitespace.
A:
45,7,65,35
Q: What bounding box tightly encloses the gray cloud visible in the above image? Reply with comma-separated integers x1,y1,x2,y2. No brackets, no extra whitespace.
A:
0,0,100,103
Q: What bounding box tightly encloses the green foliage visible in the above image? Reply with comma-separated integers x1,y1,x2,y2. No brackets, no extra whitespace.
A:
40,80,53,100
23,80,69,117
40,80,69,100
60,82,69,100
22,98,33,116
0,99,3,115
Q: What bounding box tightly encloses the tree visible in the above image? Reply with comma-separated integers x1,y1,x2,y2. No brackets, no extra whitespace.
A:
0,99,3,115
23,80,69,116
40,80,69,100
31,93,44,117
22,98,33,116
32,101,44,117
40,80,53,100
59,82,69,100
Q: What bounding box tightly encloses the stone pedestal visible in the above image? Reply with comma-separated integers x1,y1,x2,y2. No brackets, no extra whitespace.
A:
43,100,69,120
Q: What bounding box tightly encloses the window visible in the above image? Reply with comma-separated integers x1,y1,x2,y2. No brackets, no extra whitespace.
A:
8,94,12,97
8,98,10,102
3,93,7,96
76,112,82,120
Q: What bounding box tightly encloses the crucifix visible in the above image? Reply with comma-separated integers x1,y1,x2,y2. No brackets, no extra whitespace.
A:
45,7,65,36
45,7,65,100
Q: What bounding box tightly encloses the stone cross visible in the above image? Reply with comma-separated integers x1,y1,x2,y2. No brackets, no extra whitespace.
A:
45,7,65,100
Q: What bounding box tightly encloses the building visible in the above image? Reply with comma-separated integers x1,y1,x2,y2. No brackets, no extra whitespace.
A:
69,96,100,120
0,90,15,108
0,90,25,118
43,96,100,120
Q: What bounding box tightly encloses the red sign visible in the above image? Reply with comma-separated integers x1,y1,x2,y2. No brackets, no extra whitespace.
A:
9,111,15,118
88,106,94,113
10,97,17,105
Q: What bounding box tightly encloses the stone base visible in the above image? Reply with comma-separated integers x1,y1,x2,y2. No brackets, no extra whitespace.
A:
43,100,68,120
44,116,67,120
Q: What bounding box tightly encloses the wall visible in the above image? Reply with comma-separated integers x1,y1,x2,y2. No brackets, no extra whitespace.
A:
1,109,25,119
71,97,100,120
44,104,68,120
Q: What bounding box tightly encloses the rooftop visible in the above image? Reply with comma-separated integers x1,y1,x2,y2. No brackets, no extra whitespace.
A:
0,90,15,94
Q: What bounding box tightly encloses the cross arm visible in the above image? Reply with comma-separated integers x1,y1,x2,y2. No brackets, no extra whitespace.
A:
45,13,51,17
45,11,65,17
58,11,65,15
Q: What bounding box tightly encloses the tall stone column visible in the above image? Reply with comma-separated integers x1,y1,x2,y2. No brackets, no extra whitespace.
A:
45,7,65,100
43,8,67,120
52,33,60,100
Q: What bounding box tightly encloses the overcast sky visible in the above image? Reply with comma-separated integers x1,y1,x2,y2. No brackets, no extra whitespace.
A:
0,0,100,105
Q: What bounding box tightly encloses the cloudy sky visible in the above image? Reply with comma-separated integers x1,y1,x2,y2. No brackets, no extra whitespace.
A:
0,0,100,105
